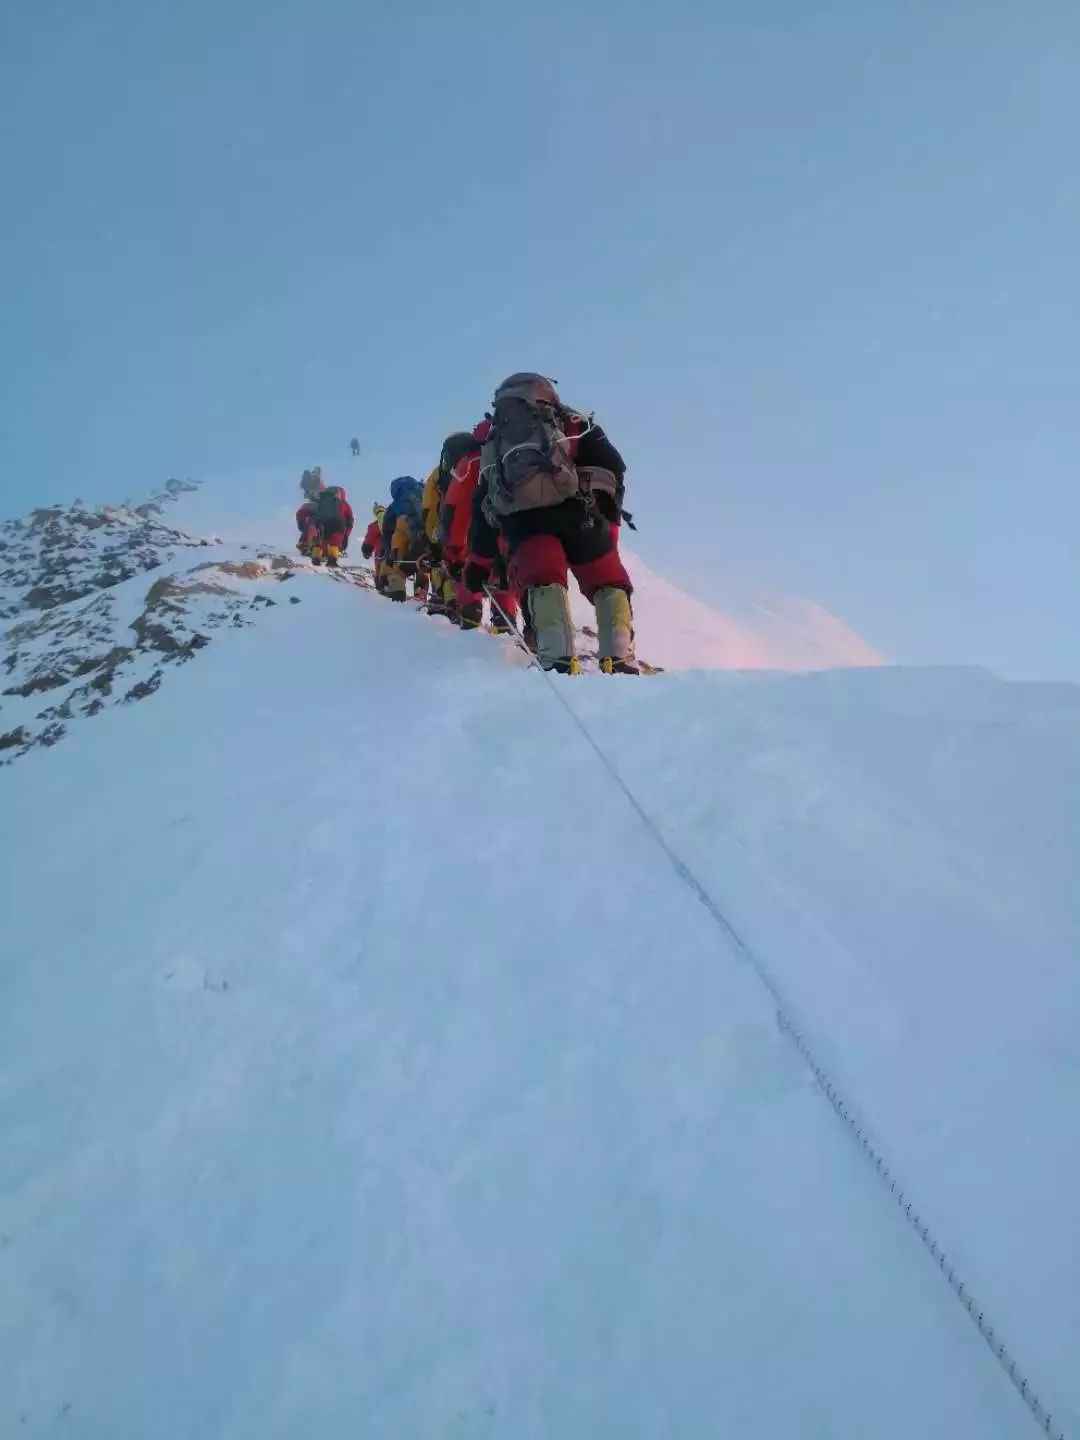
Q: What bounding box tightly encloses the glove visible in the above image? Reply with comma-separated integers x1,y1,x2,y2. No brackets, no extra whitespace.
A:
417,551,433,574
428,539,443,564
463,561,488,594
361,543,373,559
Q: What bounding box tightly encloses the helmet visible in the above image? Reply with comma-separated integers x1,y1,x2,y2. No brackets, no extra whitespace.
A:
373,501,386,519
494,373,561,408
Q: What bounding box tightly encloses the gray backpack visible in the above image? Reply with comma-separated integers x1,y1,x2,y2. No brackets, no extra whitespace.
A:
480,373,581,518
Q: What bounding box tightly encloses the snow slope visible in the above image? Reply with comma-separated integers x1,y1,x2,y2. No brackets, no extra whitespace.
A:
3,542,1077,1438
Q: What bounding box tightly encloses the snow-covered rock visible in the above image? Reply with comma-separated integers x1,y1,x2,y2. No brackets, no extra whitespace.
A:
1,485,313,762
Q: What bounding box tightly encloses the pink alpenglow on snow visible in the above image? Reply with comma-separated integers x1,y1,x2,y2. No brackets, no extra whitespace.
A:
572,551,885,672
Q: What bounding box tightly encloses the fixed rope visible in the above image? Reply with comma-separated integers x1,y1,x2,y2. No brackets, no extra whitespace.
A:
519,640,1066,1440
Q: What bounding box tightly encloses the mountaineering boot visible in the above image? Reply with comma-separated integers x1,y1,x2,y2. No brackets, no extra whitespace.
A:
459,600,483,630
594,586,636,671
549,656,582,675
310,544,324,566
529,584,575,672
384,564,406,602
325,544,341,569
426,570,453,616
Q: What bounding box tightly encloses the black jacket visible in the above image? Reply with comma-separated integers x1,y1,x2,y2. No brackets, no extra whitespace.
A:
577,423,626,524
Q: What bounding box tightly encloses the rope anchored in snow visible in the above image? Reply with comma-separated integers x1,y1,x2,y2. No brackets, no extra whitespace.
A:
532,673,1067,1440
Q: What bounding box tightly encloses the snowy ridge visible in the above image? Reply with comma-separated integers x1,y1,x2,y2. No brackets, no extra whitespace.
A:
2,471,884,761
168,464,886,674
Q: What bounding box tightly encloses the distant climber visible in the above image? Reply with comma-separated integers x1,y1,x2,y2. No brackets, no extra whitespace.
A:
478,374,637,673
350,438,361,458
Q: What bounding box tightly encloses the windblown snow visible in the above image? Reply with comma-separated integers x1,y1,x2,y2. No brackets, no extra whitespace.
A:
1,474,1077,1439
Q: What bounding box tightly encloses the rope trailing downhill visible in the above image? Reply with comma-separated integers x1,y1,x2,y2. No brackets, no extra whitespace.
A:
533,670,1068,1440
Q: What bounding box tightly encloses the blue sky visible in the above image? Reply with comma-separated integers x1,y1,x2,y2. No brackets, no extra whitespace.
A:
3,0,1078,679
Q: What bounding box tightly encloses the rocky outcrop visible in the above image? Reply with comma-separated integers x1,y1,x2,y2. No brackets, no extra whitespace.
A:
1,485,305,765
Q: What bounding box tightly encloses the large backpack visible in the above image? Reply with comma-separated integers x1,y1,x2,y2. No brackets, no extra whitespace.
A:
480,374,583,518
315,485,347,526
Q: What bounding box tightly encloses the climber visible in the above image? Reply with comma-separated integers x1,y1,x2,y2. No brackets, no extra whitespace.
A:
379,477,427,601
424,432,478,619
295,468,325,556
307,481,354,568
361,502,388,591
477,373,637,673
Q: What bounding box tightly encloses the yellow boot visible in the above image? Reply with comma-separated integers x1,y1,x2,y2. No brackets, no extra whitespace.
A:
310,544,324,566
325,544,341,569
528,584,576,671
595,587,637,671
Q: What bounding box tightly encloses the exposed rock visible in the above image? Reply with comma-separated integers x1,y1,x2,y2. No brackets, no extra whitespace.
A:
1,479,370,767
125,670,163,703
4,671,68,699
